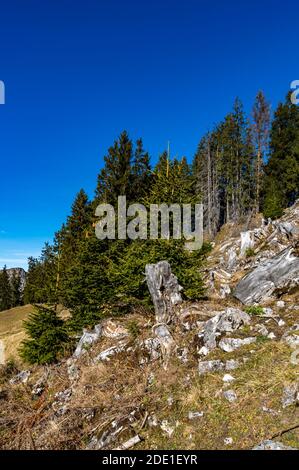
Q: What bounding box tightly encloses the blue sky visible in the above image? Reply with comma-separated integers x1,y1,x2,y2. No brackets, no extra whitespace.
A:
0,0,298,269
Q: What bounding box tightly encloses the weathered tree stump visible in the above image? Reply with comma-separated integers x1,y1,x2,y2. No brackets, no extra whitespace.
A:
145,260,183,324
145,261,183,368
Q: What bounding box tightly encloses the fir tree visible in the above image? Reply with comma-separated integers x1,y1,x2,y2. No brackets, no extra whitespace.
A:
20,306,69,364
263,92,299,214
0,265,13,311
95,131,133,204
252,91,270,213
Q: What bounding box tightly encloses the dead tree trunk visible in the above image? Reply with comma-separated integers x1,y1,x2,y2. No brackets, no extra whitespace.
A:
145,261,182,324
145,261,182,368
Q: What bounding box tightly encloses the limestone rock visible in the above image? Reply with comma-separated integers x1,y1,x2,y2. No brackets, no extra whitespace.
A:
234,244,299,305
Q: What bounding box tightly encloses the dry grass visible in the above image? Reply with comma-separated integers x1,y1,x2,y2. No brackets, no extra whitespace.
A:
0,305,33,365
0,301,299,450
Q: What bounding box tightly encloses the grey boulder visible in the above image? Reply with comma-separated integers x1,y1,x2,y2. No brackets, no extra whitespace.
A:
234,245,299,305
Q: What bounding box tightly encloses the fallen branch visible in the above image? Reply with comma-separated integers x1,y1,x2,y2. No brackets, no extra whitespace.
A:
271,423,299,439
113,435,141,450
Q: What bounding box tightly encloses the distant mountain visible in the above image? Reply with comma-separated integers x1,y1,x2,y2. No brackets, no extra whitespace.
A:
6,268,27,293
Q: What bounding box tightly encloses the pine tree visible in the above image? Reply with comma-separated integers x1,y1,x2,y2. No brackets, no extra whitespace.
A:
20,306,69,364
95,131,133,204
131,138,152,200
263,93,299,215
11,271,22,307
0,265,13,311
252,91,270,213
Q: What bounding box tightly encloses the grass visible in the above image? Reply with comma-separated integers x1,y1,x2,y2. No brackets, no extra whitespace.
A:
0,305,33,365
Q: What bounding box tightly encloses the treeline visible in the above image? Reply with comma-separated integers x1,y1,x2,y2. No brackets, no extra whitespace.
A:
0,266,24,311
20,90,299,338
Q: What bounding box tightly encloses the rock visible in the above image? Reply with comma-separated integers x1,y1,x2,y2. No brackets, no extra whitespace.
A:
67,359,80,381
148,414,159,427
188,411,204,420
220,284,231,298
160,419,175,437
167,396,174,407
223,389,237,403
224,437,233,445
73,324,102,358
102,320,129,339
9,370,30,385
198,360,225,375
145,261,183,324
139,337,161,363
254,324,269,336
113,435,141,450
225,359,239,370
219,337,256,352
227,247,238,270
223,374,235,383
283,334,299,349
152,323,176,369
253,440,297,450
95,342,127,362
263,307,273,315
240,231,254,257
234,244,299,305
278,319,286,327
282,383,299,408
31,376,46,396
267,332,276,340
262,406,279,415
198,307,251,353
276,300,285,308
277,221,298,238
177,347,189,363
88,414,138,450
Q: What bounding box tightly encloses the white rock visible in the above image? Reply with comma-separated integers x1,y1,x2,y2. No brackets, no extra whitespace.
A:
223,389,237,403
225,359,239,370
198,360,225,375
219,337,256,352
73,324,102,358
161,420,175,437
224,437,233,445
188,411,204,420
253,440,297,450
223,374,235,383
277,300,285,308
267,332,276,340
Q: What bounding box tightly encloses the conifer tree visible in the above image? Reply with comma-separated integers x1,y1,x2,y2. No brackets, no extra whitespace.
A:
20,306,69,364
0,265,13,311
95,131,133,204
252,91,270,213
263,93,299,216
131,138,152,200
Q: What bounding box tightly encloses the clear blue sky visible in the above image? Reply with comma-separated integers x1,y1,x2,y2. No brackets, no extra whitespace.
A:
0,0,298,269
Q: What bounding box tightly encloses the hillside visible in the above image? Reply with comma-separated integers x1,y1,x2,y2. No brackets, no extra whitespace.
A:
0,305,32,365
0,204,299,450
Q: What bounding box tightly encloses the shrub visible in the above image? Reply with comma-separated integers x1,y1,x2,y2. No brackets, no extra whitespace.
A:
244,305,264,316
245,247,255,258
126,320,141,339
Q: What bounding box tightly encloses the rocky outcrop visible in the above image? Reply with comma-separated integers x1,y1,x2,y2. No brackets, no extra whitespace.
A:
234,244,299,305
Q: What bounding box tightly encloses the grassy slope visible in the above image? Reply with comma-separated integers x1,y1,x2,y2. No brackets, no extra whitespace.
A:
0,305,33,364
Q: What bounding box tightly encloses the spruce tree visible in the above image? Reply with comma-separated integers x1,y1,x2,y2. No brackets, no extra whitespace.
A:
0,265,13,311
252,91,270,213
20,306,69,364
95,131,133,204
263,93,299,215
